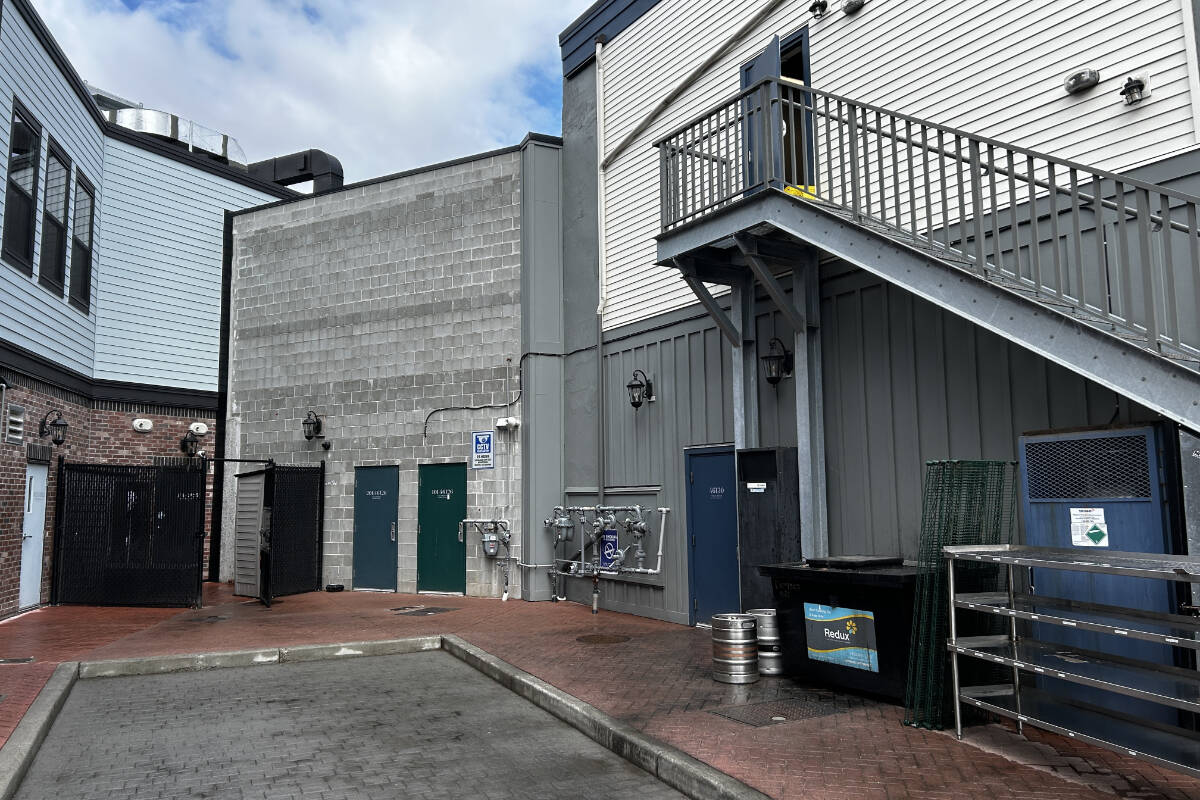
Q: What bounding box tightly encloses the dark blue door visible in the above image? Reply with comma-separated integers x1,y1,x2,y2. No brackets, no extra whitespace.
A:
1020,426,1176,721
353,466,398,591
740,36,782,194
687,447,740,624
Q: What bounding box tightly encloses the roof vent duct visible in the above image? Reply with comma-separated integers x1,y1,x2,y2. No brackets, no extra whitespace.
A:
101,107,248,166
248,150,345,193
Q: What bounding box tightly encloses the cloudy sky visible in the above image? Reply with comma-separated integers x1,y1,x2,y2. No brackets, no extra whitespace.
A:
32,0,594,182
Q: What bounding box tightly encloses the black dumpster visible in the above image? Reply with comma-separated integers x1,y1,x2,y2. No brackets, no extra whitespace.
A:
759,557,917,703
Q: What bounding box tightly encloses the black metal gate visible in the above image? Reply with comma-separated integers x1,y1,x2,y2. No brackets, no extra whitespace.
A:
266,464,324,600
52,462,205,607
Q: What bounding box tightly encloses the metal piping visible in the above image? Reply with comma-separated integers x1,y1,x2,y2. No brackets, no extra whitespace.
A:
594,36,608,515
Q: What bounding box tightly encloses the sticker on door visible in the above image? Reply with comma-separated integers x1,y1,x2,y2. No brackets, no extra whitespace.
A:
1070,507,1109,547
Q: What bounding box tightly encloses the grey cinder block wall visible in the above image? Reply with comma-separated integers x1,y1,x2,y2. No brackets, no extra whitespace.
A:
222,137,563,597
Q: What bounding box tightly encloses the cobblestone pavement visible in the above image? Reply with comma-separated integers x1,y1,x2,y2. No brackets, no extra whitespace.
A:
14,651,685,800
3,586,1200,799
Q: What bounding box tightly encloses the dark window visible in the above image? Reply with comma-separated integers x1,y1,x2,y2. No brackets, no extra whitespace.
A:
38,145,69,294
2,104,41,274
69,174,94,313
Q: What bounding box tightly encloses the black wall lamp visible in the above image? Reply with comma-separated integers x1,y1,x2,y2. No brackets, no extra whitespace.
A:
626,370,655,409
303,410,331,449
38,409,68,446
809,0,827,18
1120,76,1147,105
180,430,200,457
761,337,794,386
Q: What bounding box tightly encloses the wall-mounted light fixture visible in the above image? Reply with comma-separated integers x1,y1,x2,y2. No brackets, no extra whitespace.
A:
809,0,828,18
1120,76,1147,105
180,429,200,457
1063,68,1100,95
760,337,795,386
626,370,655,409
303,410,332,449
842,0,865,14
38,409,68,446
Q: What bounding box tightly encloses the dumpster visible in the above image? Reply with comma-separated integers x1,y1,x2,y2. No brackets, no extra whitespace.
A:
759,556,917,702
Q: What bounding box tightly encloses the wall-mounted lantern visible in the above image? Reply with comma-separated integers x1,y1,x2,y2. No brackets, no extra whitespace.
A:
760,337,795,386
303,410,332,449
180,430,200,457
809,0,828,18
626,370,655,409
38,409,68,446
1120,76,1147,105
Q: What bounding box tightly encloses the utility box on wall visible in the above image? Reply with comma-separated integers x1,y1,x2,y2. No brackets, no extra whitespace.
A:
736,447,800,611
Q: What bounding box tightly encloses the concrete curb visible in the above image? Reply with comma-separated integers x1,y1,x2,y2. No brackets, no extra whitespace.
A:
279,636,441,663
0,661,78,800
80,648,280,678
441,635,771,800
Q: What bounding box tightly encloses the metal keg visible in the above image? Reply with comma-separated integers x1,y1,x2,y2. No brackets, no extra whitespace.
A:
747,608,782,676
711,613,759,684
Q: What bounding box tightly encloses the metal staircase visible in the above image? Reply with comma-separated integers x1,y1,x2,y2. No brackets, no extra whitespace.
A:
655,76,1200,430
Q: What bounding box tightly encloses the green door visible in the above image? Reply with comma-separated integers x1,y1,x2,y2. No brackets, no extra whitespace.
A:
353,465,398,591
417,463,466,593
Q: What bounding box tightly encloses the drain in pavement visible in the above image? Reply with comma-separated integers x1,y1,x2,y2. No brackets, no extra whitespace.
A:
0,657,35,665
576,634,631,645
391,606,459,616
708,693,876,727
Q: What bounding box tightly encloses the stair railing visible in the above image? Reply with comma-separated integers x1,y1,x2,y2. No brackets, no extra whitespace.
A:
656,77,1200,359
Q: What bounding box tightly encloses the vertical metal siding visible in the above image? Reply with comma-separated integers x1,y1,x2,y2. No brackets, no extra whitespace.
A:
93,138,277,390
595,0,1200,331
233,472,265,597
0,0,103,375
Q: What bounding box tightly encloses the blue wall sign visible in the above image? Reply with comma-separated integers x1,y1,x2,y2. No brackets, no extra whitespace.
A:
471,431,494,470
599,530,620,569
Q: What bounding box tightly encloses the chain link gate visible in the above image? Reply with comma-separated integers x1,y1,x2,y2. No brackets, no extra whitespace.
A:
52,461,206,607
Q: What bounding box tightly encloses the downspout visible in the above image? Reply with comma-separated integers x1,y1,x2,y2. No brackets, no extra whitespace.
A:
595,35,608,508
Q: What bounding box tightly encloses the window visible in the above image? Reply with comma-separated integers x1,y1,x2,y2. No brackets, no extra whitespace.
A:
2,102,41,273
69,174,94,313
38,143,69,294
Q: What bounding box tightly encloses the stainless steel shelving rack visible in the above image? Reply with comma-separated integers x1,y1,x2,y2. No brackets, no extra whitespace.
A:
945,544,1200,778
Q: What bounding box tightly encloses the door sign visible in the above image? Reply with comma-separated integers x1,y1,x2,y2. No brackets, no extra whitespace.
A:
599,530,619,569
1070,507,1109,547
471,431,494,470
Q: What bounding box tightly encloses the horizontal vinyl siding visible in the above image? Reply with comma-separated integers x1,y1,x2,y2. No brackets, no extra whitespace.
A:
0,0,104,374
94,138,277,390
599,0,1200,330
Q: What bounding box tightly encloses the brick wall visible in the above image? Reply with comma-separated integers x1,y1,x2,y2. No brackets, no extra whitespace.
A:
227,150,525,597
0,372,216,620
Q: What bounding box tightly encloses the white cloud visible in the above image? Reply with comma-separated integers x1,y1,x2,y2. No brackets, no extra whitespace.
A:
31,0,591,182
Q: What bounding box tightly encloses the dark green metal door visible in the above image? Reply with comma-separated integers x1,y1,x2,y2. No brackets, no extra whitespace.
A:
417,463,466,593
353,465,397,591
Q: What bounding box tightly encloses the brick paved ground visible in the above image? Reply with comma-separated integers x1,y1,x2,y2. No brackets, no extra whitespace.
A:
3,586,1200,799
15,652,685,800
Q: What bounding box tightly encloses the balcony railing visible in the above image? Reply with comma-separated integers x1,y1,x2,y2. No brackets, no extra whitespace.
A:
655,77,1200,360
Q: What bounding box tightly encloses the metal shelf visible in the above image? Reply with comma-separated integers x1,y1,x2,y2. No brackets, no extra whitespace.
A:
954,592,1200,651
945,545,1200,777
944,544,1200,582
949,637,1200,713
959,685,1200,780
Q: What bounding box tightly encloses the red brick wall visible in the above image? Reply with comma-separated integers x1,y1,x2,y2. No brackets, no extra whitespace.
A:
0,376,216,620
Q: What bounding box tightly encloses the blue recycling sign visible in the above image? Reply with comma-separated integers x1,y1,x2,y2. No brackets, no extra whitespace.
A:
599,530,620,569
471,431,494,470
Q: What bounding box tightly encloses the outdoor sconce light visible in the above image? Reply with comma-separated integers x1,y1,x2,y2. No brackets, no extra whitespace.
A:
809,0,828,18
760,337,795,386
180,430,200,458
38,409,68,446
1120,76,1146,105
842,0,865,14
303,410,332,449
626,370,655,410
1064,68,1100,95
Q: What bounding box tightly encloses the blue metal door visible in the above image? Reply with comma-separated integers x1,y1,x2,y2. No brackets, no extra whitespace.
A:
686,446,740,624
1019,426,1176,721
740,36,783,194
353,466,398,591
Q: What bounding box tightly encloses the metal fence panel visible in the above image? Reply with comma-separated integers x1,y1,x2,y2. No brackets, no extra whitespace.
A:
268,464,323,598
53,462,204,607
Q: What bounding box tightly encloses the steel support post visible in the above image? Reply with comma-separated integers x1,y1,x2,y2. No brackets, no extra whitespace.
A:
730,274,759,450
793,254,829,559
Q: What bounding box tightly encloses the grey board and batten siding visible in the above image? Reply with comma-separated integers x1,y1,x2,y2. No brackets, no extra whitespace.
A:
0,0,104,376
93,138,278,391
562,262,1161,623
233,470,265,597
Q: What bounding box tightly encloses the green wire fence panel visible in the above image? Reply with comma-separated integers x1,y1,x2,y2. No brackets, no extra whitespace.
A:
903,460,1017,730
